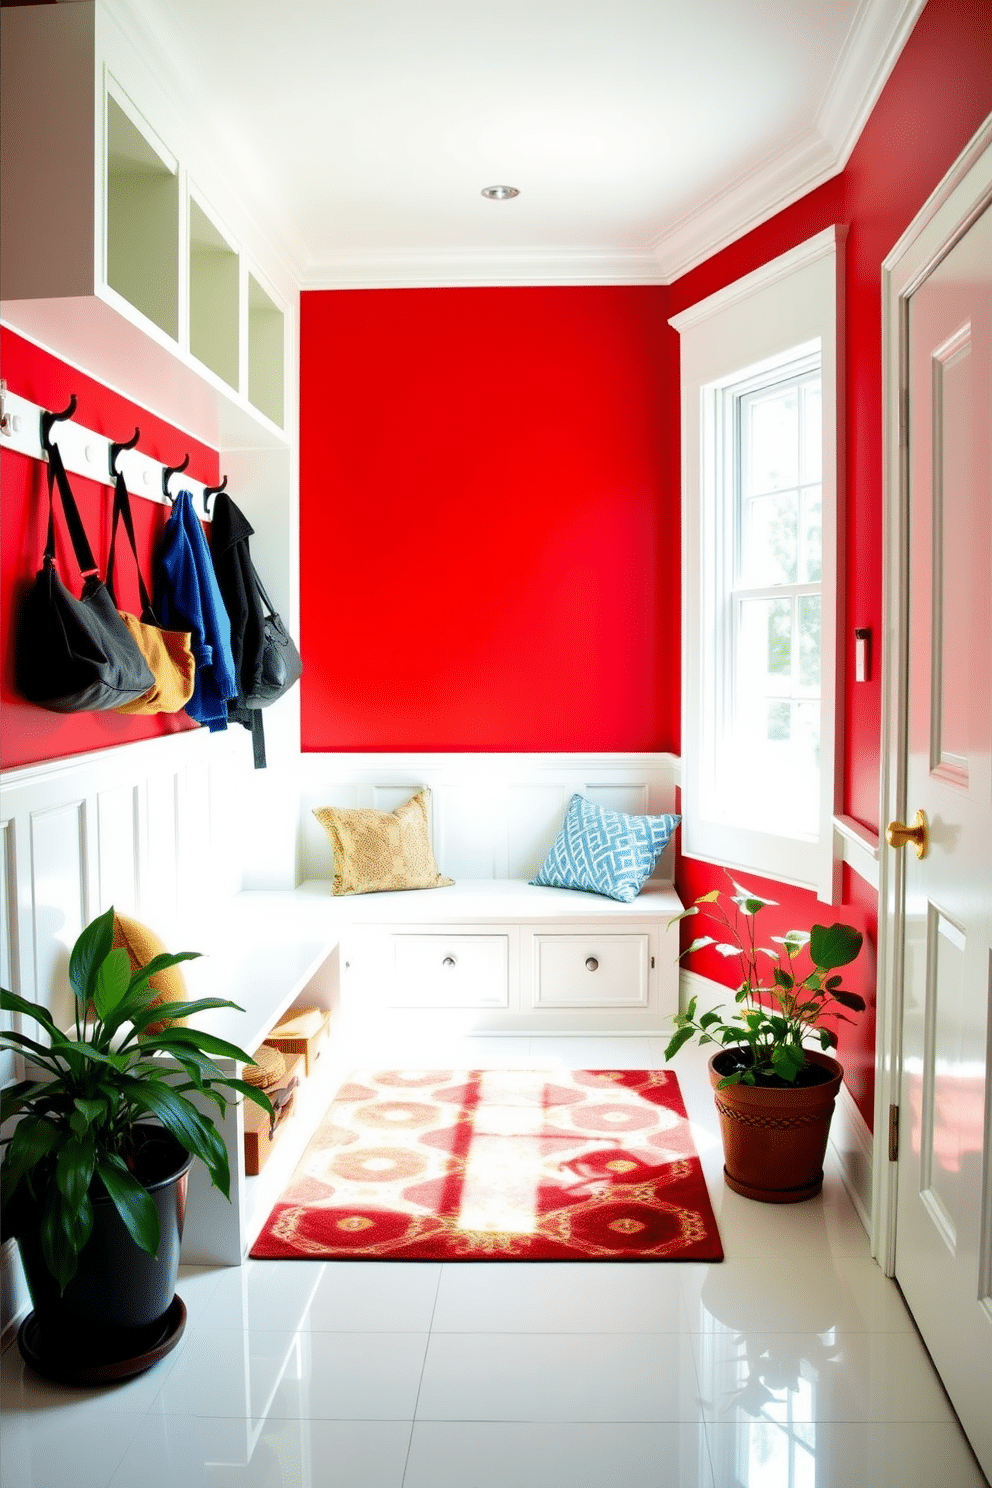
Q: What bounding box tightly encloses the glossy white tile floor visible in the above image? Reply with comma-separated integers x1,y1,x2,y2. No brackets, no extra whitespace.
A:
2,1035,988,1488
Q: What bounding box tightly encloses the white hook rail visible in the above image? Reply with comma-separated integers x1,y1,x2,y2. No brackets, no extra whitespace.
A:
0,385,215,518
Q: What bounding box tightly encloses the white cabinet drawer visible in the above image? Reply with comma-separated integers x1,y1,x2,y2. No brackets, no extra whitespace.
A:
389,934,509,1008
533,934,650,1008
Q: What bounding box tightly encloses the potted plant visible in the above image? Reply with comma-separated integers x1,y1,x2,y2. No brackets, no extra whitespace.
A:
0,905,272,1381
665,880,864,1203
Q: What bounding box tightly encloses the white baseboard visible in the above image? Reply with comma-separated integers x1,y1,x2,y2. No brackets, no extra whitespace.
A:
829,1079,874,1235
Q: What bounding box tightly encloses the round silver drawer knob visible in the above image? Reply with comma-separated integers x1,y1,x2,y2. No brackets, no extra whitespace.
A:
442,955,457,968
585,956,599,972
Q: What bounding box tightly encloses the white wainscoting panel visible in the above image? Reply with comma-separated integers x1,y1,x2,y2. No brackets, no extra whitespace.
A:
97,783,140,916
0,729,245,1037
297,753,682,886
0,728,249,1346
29,800,87,1034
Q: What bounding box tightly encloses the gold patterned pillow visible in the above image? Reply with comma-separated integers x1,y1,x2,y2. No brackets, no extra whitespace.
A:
112,912,188,1035
313,788,454,896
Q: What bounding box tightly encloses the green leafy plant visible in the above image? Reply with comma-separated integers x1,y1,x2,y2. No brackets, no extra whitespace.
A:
1,906,271,1290
665,880,865,1087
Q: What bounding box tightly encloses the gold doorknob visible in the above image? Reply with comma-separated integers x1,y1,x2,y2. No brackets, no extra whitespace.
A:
886,809,928,859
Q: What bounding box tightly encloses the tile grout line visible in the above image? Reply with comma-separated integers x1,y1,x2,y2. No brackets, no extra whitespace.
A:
400,1260,446,1486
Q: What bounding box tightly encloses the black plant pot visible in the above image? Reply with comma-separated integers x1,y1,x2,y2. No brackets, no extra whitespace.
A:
16,1127,192,1378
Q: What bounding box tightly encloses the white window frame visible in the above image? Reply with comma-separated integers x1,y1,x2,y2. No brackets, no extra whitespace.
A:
671,225,846,901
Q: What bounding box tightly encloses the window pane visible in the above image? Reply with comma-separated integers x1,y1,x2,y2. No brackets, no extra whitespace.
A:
739,492,798,585
801,381,822,483
744,386,799,494
768,700,791,740
802,485,822,582
796,700,821,772
737,597,792,693
799,595,821,689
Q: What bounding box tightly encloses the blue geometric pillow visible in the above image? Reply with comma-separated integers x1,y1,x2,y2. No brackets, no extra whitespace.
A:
530,794,681,904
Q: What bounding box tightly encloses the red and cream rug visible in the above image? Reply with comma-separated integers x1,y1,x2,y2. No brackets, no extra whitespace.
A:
250,1069,723,1262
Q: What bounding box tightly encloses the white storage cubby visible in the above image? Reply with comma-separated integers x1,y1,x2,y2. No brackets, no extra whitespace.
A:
189,195,240,391
248,272,285,427
106,89,179,341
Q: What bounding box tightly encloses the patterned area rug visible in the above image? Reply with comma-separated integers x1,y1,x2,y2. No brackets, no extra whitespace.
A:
250,1070,723,1262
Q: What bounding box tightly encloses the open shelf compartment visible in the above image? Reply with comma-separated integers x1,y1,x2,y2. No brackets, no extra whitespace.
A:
189,196,239,390
105,91,179,340
248,273,285,428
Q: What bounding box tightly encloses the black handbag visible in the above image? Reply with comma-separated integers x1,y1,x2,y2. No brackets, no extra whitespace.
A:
15,440,155,713
229,566,303,770
241,566,303,707
209,489,302,768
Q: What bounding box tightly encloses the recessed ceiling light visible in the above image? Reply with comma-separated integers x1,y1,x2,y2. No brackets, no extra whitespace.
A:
481,185,520,200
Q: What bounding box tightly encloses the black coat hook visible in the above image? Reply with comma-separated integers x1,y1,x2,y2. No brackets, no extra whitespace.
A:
162,452,190,501
109,426,141,480
202,473,227,515
40,394,78,453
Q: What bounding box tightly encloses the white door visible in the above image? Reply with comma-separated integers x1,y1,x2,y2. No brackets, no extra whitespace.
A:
891,195,992,1478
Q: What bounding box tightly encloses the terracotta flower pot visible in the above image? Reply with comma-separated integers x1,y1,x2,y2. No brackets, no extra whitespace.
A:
708,1050,843,1203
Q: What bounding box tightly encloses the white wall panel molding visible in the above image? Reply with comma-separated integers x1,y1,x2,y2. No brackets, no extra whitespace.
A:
0,728,245,1024
297,752,682,885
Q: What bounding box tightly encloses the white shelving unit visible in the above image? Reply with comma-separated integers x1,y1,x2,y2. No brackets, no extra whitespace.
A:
0,0,294,454
0,1,305,1270
178,891,346,1265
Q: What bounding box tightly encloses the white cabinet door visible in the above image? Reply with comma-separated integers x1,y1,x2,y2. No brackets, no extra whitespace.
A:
390,934,509,1008
533,934,650,1008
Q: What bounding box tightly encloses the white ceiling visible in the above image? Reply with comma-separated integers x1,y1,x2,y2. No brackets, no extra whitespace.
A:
111,0,926,288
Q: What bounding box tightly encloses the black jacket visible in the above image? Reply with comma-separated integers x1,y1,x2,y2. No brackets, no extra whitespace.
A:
209,492,266,709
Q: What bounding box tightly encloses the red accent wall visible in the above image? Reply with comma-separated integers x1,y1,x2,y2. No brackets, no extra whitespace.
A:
0,330,219,769
299,285,677,752
672,0,992,1127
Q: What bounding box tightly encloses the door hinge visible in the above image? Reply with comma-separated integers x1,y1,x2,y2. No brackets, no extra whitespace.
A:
888,1102,900,1162
651,956,655,969
898,386,910,448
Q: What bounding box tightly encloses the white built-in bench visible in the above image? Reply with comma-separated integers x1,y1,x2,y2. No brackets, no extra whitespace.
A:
1,737,683,1276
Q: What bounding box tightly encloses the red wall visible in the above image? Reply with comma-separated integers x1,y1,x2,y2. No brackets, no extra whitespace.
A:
0,330,219,769
299,285,677,752
670,0,992,1127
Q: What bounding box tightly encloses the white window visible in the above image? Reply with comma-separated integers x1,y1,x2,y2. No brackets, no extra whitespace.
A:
671,226,845,900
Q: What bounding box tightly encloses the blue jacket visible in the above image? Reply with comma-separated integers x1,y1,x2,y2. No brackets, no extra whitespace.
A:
156,489,237,730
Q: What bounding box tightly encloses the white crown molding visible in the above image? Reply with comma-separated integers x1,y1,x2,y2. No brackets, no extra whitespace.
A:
817,0,929,168
650,128,840,284
650,0,927,284
94,0,925,295
301,246,667,290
